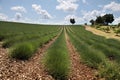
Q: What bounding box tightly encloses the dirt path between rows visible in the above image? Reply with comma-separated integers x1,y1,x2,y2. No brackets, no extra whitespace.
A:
85,26,120,40
65,31,97,80
0,35,59,80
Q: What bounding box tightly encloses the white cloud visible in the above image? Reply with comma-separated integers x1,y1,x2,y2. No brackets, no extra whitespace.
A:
32,4,52,19
113,17,120,24
81,10,105,22
64,14,84,24
103,2,120,12
15,13,22,20
11,6,27,13
65,14,76,20
0,13,8,20
56,0,79,12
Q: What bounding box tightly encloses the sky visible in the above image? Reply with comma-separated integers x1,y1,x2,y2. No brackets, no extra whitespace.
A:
0,0,120,24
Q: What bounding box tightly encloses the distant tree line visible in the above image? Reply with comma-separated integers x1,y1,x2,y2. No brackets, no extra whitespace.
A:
69,14,120,26
90,14,114,26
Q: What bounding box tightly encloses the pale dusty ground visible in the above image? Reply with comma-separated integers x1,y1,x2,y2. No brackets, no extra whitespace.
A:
85,26,120,41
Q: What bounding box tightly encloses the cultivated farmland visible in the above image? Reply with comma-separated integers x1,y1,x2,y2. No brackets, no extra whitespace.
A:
0,21,120,80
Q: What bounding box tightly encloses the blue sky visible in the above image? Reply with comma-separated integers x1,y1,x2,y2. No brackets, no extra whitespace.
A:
0,0,120,24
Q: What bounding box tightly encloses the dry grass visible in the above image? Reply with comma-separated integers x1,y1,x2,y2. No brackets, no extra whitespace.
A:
85,26,120,41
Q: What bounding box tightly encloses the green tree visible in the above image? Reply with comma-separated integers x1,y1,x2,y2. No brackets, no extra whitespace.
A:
84,23,87,25
70,18,75,24
90,19,94,25
95,16,104,25
103,14,114,25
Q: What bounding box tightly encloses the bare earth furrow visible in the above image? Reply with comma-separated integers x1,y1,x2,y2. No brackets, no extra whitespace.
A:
65,32,96,80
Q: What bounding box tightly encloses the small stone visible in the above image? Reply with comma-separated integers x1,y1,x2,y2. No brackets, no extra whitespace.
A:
7,78,10,80
22,75,25,78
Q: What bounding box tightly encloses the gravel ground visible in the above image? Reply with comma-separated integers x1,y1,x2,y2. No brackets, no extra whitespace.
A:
0,36,58,80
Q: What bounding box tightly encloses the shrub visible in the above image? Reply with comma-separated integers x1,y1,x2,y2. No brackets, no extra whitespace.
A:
98,62,120,80
2,40,14,48
0,34,5,41
68,33,106,68
96,25,100,29
10,43,34,60
104,27,110,33
114,29,120,36
44,32,70,80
